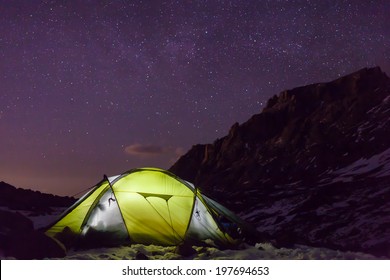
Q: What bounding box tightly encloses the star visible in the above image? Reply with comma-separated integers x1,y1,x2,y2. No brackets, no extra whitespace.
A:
0,0,388,195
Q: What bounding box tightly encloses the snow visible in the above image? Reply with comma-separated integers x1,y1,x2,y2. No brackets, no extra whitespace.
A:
333,147,390,179
1,207,382,260
367,95,390,114
0,206,66,230
316,201,350,216
320,148,390,184
47,242,379,260
355,95,390,142
259,199,297,217
241,208,263,220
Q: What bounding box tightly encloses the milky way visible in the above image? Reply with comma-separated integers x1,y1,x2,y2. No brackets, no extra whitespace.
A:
0,0,389,195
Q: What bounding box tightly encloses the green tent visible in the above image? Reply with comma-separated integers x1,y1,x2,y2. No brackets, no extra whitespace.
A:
46,167,254,248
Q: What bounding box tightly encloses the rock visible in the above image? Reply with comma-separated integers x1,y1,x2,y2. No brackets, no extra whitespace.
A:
0,209,34,235
0,209,66,259
135,251,149,260
170,67,390,258
3,230,66,259
175,241,197,257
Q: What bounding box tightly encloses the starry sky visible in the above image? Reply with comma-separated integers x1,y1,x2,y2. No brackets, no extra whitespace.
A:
0,0,389,196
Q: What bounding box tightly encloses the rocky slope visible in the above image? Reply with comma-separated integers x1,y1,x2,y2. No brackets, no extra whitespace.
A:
170,67,390,257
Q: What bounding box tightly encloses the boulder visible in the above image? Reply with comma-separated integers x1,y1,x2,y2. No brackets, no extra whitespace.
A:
3,230,66,259
0,209,66,259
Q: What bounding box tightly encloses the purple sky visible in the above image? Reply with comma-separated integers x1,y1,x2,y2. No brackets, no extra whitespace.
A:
0,0,389,196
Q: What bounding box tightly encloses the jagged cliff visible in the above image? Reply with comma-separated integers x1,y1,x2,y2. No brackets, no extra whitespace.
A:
170,67,390,257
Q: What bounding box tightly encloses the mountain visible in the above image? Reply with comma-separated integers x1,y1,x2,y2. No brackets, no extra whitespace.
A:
170,67,390,257
0,181,75,213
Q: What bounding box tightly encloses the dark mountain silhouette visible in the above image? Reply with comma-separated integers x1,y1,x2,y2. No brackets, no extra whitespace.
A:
0,181,75,213
170,67,390,257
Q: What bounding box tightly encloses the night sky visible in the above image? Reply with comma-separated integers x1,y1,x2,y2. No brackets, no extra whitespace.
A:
1,0,389,196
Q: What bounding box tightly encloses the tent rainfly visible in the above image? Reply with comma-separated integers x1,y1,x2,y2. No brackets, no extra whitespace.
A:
45,167,255,248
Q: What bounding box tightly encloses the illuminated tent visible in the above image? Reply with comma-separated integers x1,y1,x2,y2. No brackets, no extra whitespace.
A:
45,168,253,248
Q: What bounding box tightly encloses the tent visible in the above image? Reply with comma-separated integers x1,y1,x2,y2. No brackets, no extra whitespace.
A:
45,167,255,248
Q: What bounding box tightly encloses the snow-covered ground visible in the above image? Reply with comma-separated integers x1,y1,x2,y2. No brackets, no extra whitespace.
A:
0,207,381,260
61,242,379,260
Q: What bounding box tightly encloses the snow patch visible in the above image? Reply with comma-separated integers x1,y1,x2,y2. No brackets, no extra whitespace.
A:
327,148,390,183
0,206,66,229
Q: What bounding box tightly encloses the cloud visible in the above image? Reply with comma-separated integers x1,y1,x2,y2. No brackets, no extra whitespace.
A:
124,144,165,156
124,144,185,157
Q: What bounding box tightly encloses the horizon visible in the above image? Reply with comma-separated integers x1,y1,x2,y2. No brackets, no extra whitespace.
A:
2,65,388,197
1,1,389,196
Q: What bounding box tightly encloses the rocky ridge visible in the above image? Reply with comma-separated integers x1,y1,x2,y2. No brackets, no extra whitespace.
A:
170,67,390,257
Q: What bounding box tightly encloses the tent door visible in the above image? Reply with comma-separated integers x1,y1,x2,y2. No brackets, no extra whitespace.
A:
80,188,129,247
